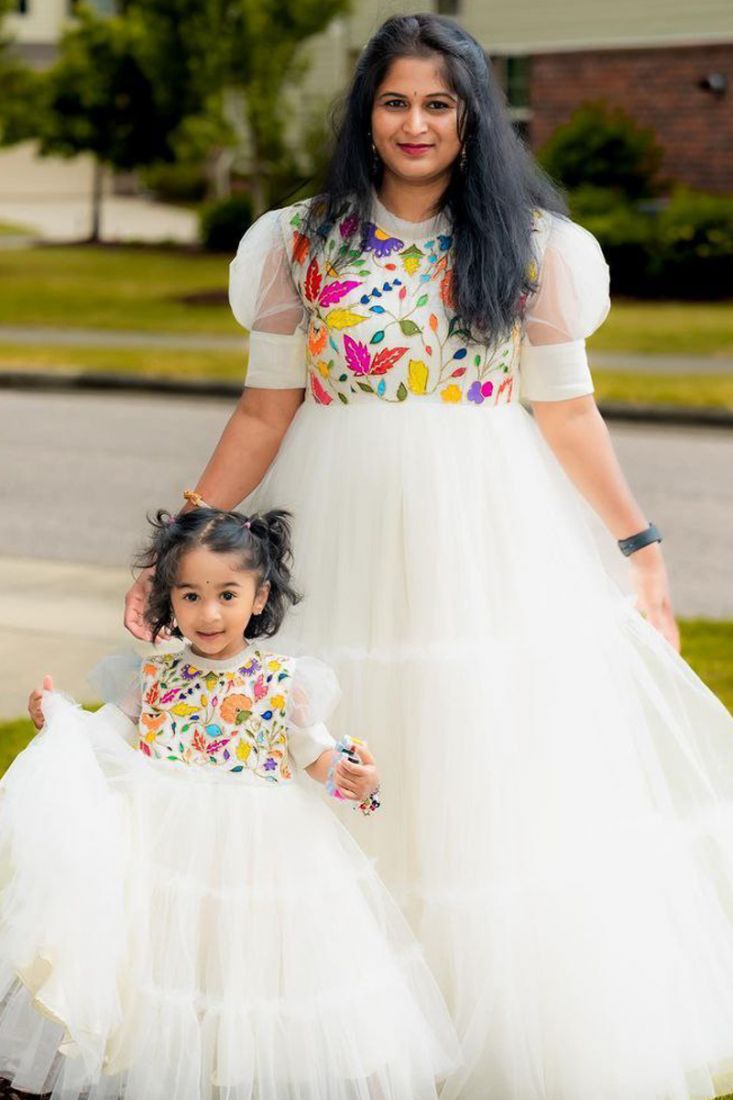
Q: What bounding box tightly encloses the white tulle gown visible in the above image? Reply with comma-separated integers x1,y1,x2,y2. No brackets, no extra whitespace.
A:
0,644,461,1098
226,190,733,1100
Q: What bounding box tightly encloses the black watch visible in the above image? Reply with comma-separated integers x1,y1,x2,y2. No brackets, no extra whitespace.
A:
617,522,663,557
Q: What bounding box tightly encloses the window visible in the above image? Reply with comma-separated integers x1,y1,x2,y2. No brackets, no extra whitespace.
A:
490,54,532,138
506,56,531,110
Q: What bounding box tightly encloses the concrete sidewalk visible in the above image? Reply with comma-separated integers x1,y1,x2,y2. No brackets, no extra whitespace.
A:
0,557,153,720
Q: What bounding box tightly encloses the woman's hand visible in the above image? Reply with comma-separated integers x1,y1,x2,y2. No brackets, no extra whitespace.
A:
123,567,157,641
629,542,680,651
27,675,53,730
334,744,380,802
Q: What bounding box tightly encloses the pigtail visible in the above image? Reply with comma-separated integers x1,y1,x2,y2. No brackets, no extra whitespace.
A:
245,509,302,639
132,509,202,641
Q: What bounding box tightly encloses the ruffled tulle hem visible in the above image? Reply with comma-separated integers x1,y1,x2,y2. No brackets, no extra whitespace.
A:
0,697,461,1099
241,401,733,1100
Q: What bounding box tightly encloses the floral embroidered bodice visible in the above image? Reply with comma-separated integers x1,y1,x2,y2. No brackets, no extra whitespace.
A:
281,196,544,409
139,647,296,782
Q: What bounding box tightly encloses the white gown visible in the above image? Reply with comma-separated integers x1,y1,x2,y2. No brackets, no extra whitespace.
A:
228,190,733,1100
0,644,461,1098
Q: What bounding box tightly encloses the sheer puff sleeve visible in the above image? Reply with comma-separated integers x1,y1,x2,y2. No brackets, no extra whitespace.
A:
229,208,308,390
87,650,143,737
519,212,610,403
286,657,341,771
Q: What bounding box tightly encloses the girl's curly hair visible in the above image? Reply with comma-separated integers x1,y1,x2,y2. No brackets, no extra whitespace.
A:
133,507,301,643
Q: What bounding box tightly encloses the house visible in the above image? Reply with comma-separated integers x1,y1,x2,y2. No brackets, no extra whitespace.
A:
7,0,114,67
294,0,733,193
5,0,732,193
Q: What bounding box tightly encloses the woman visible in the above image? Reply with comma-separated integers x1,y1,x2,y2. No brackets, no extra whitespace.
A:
125,14,733,1100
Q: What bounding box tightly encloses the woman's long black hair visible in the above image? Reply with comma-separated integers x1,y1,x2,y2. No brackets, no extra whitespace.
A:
302,12,568,347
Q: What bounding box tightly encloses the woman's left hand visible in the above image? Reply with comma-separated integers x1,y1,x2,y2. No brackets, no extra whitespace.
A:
334,744,380,801
628,542,680,652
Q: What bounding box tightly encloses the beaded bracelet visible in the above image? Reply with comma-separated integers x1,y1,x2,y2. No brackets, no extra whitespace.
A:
326,736,381,817
182,489,212,510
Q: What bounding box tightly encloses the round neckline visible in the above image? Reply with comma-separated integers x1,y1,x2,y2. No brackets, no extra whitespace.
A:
370,190,451,241
180,640,259,671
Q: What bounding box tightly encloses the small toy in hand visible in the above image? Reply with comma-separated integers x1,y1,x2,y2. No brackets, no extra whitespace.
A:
327,736,382,816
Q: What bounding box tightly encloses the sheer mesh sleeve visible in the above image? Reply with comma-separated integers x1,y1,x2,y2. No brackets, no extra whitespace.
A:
228,208,308,390
286,657,341,771
519,213,611,402
87,651,143,723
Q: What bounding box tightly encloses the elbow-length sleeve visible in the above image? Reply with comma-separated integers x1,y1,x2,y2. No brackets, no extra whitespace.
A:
87,651,143,723
519,213,611,402
229,208,308,390
286,657,341,771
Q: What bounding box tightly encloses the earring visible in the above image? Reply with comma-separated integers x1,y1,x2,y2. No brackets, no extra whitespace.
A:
370,140,381,177
459,145,468,172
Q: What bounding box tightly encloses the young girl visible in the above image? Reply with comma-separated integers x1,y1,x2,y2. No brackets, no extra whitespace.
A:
0,504,461,1100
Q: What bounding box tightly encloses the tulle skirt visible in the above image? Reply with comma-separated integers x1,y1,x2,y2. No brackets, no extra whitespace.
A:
0,693,461,1099
245,399,733,1100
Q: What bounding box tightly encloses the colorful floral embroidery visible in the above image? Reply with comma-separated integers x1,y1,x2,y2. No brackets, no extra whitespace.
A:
284,202,544,407
138,650,295,783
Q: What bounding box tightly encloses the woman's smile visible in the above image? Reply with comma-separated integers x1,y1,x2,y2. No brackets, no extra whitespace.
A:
397,142,434,156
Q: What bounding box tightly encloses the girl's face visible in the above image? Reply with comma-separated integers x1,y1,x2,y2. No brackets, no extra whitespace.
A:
371,55,462,187
170,546,270,660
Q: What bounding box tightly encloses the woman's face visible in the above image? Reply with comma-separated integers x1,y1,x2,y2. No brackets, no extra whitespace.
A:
371,55,462,186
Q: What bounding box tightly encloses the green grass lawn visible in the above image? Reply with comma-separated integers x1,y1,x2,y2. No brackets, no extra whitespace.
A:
592,370,733,411
0,220,34,236
0,245,236,334
591,299,733,358
0,246,732,356
1,620,730,779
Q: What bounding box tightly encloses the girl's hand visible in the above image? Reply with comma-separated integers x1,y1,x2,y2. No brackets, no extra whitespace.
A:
629,542,680,652
124,567,165,642
28,675,53,730
334,744,379,801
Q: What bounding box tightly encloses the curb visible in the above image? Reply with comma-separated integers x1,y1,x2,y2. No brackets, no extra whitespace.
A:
1,369,732,429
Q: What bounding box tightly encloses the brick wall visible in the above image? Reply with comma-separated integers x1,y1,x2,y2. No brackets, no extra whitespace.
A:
530,43,733,193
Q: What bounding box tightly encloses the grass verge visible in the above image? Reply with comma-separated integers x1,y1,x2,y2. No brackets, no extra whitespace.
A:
1,350,732,411
1,620,731,778
590,299,733,358
0,221,34,236
592,370,733,411
0,343,245,380
0,246,235,334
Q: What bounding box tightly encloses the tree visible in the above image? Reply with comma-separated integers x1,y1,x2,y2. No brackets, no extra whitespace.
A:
224,0,350,214
38,5,177,240
127,0,351,214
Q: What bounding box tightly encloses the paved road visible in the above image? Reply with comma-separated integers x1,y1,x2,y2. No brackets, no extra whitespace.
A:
1,390,731,718
2,389,732,609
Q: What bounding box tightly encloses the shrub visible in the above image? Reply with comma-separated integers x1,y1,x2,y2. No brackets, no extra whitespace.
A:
571,186,733,299
142,161,208,203
653,188,733,299
538,101,664,199
199,196,254,253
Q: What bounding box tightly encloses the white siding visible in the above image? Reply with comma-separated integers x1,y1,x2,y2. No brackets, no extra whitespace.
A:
461,0,733,53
